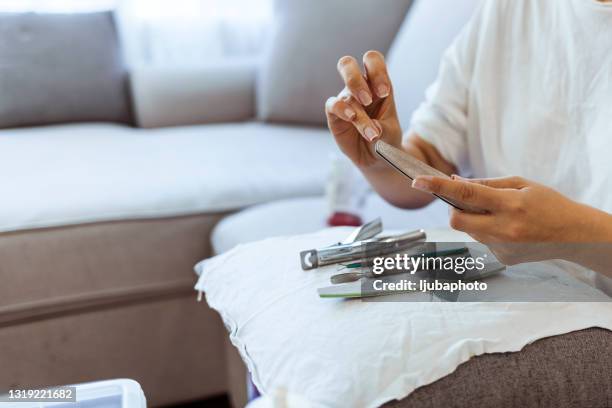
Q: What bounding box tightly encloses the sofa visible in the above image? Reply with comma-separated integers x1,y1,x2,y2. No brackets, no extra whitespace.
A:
0,1,479,406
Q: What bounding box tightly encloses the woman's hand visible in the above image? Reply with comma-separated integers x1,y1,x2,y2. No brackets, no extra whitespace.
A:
411,175,612,266
324,50,459,209
325,50,402,170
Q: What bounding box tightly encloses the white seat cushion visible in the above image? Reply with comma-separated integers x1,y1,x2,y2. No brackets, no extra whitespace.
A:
211,194,450,254
195,228,612,407
0,122,334,233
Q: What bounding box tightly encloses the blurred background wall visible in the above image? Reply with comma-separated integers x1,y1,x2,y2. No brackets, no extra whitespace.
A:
0,0,273,67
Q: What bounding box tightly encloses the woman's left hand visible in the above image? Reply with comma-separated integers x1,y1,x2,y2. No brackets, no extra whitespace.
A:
411,175,606,265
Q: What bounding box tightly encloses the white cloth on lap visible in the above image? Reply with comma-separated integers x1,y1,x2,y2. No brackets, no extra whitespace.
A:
195,228,612,408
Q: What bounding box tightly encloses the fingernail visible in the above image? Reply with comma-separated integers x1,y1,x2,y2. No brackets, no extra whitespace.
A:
344,108,356,120
377,84,389,98
412,177,433,192
359,90,372,106
365,127,378,141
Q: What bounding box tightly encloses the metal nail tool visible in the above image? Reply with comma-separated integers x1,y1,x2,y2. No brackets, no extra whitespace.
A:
299,219,427,270
329,245,469,284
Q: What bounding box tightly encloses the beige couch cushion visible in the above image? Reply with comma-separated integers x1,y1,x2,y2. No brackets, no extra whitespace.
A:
0,122,334,233
130,62,256,128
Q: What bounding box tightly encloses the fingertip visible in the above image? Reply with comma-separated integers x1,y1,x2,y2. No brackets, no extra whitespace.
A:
448,209,465,230
337,55,357,71
376,84,390,98
344,108,356,121
364,126,378,142
358,90,372,106
412,176,434,192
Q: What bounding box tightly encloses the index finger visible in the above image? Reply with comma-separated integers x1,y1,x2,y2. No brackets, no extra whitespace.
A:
412,176,506,211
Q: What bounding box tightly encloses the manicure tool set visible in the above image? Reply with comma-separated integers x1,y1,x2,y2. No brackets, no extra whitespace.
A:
299,218,505,299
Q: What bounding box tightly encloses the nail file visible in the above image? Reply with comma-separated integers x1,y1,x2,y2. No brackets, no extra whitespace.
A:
374,140,486,214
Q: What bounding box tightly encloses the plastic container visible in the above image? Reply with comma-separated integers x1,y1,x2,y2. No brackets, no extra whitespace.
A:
0,379,146,408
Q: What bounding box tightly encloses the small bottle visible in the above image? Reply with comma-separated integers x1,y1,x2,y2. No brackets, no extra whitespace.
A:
325,154,370,226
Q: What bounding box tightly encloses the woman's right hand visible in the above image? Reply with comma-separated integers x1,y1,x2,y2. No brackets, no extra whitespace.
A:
325,50,403,170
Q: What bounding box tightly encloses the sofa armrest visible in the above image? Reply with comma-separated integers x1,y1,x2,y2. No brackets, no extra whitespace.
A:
129,60,256,128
